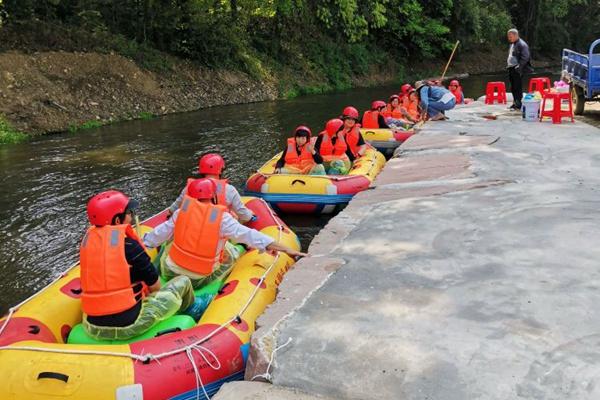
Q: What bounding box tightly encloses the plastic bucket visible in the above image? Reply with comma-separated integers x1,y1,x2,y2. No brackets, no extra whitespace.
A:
522,99,541,122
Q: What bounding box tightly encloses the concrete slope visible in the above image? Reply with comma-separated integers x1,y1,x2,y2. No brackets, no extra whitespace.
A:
243,102,600,400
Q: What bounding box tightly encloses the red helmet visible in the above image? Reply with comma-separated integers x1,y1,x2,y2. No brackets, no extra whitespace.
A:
198,153,225,175
342,106,359,120
294,125,312,138
371,100,387,110
389,94,400,102
325,118,344,135
187,178,216,200
87,190,138,226
449,80,460,87
401,84,413,95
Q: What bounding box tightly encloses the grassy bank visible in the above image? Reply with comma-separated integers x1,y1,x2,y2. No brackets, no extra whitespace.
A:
0,116,28,144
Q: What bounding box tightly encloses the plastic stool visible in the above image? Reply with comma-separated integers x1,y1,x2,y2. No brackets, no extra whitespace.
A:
485,82,507,104
528,77,551,94
539,92,574,124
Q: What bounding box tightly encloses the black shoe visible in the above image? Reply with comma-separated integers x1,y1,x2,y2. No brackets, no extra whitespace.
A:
508,104,520,111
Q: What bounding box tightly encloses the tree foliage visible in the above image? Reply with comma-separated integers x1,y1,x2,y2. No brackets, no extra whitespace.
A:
0,0,598,74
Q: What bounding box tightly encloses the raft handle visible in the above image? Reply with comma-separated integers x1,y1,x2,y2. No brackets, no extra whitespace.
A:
291,179,306,186
217,282,230,295
37,372,69,383
28,325,40,335
155,327,182,337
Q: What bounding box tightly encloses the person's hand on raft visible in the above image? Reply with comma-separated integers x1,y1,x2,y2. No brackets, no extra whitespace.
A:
266,242,308,259
274,167,281,174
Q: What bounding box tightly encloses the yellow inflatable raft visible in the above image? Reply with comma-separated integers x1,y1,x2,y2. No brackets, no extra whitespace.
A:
245,148,385,214
0,197,299,400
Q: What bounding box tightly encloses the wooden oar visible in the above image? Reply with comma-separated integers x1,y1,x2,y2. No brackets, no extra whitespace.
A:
440,40,460,82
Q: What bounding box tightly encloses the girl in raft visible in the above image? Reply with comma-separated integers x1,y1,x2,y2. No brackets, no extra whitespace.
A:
314,118,351,175
361,100,390,129
384,94,414,129
403,89,421,123
448,80,464,104
274,126,326,175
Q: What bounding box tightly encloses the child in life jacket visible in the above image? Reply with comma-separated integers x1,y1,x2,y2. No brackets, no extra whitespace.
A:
144,179,306,289
167,153,254,223
80,190,195,341
314,118,351,175
274,126,326,175
361,100,390,129
448,80,464,104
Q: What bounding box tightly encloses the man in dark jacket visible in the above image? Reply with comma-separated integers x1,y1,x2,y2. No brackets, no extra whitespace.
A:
506,28,533,110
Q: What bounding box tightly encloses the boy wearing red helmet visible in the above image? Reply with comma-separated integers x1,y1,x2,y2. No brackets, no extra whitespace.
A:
144,179,306,288
361,100,390,129
168,153,254,223
80,190,195,341
274,126,326,175
339,106,368,161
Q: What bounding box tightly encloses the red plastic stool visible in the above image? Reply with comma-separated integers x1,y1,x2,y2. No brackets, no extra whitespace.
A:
539,92,574,124
528,77,551,94
485,82,507,104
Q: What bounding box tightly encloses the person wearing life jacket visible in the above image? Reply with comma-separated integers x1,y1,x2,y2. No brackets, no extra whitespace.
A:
274,126,326,175
80,190,195,341
382,95,403,119
168,153,254,223
404,89,421,122
400,83,413,105
144,179,306,288
415,80,456,121
313,118,351,175
448,79,464,104
361,100,389,129
339,106,368,162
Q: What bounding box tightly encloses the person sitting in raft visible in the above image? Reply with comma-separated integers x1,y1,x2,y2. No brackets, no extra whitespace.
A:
383,95,413,129
415,80,456,121
339,106,368,163
143,179,306,289
399,83,413,104
448,80,464,104
361,100,390,129
314,118,351,175
167,153,254,223
274,126,326,175
403,89,421,123
80,190,195,341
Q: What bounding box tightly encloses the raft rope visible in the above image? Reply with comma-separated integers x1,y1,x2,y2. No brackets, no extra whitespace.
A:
0,199,290,399
250,337,293,382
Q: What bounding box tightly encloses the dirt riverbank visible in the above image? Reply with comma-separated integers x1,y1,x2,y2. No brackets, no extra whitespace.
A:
0,47,558,136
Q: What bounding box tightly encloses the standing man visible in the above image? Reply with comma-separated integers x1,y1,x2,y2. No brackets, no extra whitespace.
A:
507,28,533,110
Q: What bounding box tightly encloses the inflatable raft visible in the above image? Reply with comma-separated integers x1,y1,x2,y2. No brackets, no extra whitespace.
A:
361,128,415,157
0,197,299,400
245,148,386,214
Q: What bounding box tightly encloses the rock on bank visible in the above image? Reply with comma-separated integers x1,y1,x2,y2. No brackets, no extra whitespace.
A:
0,51,278,134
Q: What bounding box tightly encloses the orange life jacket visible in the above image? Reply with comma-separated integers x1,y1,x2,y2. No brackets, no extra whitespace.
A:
343,125,363,158
450,87,464,104
361,110,380,129
169,196,227,276
284,137,315,172
406,99,420,121
317,130,347,157
382,104,402,119
80,224,146,317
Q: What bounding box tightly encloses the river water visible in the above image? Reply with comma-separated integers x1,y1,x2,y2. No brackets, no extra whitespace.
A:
0,71,573,313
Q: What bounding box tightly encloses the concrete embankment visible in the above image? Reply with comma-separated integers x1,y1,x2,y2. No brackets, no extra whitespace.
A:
215,101,600,399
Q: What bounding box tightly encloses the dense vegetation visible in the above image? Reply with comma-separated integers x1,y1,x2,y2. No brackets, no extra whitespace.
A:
1,1,598,81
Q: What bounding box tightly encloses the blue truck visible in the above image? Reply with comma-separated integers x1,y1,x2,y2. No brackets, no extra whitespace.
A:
562,38,600,114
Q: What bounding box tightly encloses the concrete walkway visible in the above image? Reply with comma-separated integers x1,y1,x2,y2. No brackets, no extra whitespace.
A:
235,102,600,399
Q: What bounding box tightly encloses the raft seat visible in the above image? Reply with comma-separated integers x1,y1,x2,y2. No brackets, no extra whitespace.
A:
67,315,196,345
